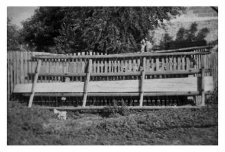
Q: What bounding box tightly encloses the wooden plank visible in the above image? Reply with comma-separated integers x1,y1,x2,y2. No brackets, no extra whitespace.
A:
169,56,173,71
96,52,100,80
27,52,31,83
82,52,86,73
13,51,17,88
128,58,132,72
100,54,104,74
7,52,10,100
28,59,42,108
34,51,211,59
82,59,92,107
9,52,13,95
24,51,28,83
7,52,10,97
161,57,165,71
49,58,52,83
174,56,177,71
23,91,213,97
93,58,96,74
108,59,112,73
20,51,24,84
16,51,20,84
201,55,206,106
104,58,107,74
182,56,185,70
37,105,202,110
165,57,169,71
137,57,141,71
186,56,190,70
146,57,150,72
139,57,146,106
154,45,213,53
178,56,181,71
28,69,206,77
14,76,214,93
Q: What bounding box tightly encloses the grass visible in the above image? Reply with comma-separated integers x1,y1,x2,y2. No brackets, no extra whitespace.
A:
7,100,218,145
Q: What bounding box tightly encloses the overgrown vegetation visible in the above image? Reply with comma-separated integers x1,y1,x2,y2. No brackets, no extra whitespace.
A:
7,100,218,145
159,22,210,49
102,100,130,117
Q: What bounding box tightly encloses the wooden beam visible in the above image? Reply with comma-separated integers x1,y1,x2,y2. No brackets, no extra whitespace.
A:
82,59,92,107
27,69,211,77
36,105,202,110
154,45,213,53
14,76,214,93
33,51,210,60
22,91,215,97
28,59,42,108
139,57,146,106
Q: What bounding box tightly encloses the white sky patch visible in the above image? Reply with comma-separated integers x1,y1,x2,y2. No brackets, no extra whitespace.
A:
7,7,38,28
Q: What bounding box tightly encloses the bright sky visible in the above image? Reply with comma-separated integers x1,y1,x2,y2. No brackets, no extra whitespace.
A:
7,6,38,28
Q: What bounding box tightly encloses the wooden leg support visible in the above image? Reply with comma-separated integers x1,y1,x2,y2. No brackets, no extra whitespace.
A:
200,55,206,106
139,57,146,106
28,59,42,108
82,59,92,107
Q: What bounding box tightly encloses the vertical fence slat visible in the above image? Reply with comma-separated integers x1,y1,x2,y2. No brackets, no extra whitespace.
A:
24,51,28,84
7,52,10,100
9,52,12,96
13,51,17,88
156,57,159,72
16,51,20,84
182,56,185,71
20,51,23,84
186,56,190,70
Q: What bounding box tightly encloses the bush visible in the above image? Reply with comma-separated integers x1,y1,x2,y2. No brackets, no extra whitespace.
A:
102,100,130,117
159,22,210,50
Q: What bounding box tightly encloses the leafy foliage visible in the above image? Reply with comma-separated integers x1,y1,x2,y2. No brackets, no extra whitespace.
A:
160,22,210,49
7,18,21,51
20,7,65,52
21,7,185,53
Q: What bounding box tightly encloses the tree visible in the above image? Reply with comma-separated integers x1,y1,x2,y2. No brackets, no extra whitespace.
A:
21,7,185,54
159,22,210,49
20,7,66,52
7,18,20,51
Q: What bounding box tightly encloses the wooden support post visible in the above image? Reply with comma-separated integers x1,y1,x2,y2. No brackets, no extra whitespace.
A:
82,59,92,107
139,57,146,106
201,55,206,106
28,59,42,108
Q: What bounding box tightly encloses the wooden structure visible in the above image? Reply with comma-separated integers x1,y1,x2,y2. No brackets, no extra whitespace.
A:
11,46,216,109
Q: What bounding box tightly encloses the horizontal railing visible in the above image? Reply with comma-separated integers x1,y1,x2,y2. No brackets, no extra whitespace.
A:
33,51,210,59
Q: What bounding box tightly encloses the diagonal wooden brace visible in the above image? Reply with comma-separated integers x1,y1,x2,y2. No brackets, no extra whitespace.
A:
82,59,92,107
28,59,42,108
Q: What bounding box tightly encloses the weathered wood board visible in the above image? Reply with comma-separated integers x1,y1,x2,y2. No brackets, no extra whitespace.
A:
14,76,214,93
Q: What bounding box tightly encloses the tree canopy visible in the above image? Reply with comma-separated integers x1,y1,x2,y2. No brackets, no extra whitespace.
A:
159,22,210,50
7,18,21,51
21,7,185,54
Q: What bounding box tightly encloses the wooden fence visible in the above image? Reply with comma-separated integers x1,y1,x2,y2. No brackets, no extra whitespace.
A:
7,46,218,103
